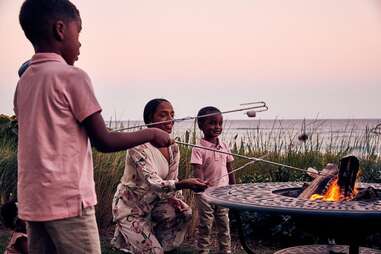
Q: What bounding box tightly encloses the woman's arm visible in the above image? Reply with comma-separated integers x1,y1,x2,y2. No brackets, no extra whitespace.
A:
129,148,177,192
138,157,206,192
175,178,207,192
130,147,207,193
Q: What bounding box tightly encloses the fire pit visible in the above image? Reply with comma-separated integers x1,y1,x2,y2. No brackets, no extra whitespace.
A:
203,182,381,254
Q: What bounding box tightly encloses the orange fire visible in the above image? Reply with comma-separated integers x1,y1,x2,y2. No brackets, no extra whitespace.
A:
310,178,359,202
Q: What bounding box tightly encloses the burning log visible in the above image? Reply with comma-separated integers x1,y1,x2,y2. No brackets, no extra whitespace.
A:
298,163,338,200
338,156,359,197
299,156,361,201
352,187,379,201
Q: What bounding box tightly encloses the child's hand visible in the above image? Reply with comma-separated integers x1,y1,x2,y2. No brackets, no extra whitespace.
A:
176,178,208,192
149,128,173,147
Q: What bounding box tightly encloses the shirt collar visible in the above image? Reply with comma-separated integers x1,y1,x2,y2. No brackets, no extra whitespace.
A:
200,138,222,149
30,53,67,65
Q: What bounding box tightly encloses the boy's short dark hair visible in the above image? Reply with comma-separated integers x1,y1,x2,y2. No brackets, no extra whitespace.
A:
197,106,221,128
19,0,80,45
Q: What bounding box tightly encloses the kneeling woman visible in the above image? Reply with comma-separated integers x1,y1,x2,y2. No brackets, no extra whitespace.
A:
111,98,207,254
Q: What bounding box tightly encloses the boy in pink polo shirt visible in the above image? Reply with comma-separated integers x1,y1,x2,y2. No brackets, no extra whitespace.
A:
15,1,172,253
190,106,236,254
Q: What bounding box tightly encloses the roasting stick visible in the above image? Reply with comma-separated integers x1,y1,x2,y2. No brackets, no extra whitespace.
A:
208,154,268,185
175,140,333,178
370,123,381,135
114,101,268,132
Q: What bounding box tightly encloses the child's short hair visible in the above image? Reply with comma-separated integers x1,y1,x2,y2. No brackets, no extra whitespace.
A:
18,60,31,77
19,0,80,45
197,106,221,128
143,98,169,124
0,199,18,229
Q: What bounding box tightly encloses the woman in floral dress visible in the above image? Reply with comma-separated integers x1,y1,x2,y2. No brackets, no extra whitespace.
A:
111,98,207,254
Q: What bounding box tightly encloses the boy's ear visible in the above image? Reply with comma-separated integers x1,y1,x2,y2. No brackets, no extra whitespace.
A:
53,20,66,41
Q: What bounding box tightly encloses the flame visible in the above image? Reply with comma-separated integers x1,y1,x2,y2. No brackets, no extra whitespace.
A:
309,175,360,202
310,179,341,201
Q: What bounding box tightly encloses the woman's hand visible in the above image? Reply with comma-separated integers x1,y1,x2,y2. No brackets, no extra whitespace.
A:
175,178,208,192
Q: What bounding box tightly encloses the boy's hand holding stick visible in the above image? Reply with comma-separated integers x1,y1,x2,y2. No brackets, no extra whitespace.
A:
147,128,175,147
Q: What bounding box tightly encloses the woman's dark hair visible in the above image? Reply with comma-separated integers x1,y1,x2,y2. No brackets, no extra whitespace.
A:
143,98,169,124
19,0,80,45
1,199,18,229
197,106,221,128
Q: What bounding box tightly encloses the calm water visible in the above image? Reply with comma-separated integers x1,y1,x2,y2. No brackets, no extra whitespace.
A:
110,119,381,156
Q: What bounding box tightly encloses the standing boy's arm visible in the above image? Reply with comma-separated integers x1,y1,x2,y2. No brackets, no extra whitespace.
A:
227,161,236,184
83,112,171,152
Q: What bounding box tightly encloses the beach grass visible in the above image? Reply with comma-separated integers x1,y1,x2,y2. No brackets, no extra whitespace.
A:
1,114,380,251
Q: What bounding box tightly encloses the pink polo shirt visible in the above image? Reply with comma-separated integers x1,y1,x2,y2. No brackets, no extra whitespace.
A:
13,53,102,221
190,138,234,187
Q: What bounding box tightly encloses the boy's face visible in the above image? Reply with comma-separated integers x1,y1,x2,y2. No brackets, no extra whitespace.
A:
201,114,223,139
61,18,82,65
151,101,174,134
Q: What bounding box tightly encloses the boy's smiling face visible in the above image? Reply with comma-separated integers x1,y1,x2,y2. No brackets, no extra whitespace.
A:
201,114,223,139
60,18,82,65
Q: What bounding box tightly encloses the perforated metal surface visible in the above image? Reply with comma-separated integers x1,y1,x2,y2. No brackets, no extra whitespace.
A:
204,183,381,254
273,245,381,254
203,182,381,217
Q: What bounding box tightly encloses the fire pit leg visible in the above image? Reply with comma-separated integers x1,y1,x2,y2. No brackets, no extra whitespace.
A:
349,243,359,254
347,231,360,254
232,210,255,254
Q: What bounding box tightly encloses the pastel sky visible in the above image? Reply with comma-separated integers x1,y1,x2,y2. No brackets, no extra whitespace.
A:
1,0,381,120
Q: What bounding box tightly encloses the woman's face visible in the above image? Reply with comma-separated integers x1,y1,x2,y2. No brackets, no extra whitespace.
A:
151,101,174,133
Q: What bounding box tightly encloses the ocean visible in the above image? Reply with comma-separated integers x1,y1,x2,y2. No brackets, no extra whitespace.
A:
109,119,381,156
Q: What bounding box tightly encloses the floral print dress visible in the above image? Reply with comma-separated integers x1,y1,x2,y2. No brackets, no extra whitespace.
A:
111,143,192,254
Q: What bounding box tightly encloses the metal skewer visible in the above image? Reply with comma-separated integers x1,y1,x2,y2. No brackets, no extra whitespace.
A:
114,101,268,132
175,140,334,177
370,123,381,135
208,154,268,185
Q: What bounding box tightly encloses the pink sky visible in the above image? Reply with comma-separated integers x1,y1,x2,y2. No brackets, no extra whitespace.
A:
1,0,381,120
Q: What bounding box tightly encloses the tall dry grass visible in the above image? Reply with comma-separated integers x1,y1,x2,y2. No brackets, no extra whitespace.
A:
0,116,380,232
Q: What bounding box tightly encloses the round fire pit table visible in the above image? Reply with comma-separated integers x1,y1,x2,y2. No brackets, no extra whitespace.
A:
273,245,381,254
202,182,381,254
